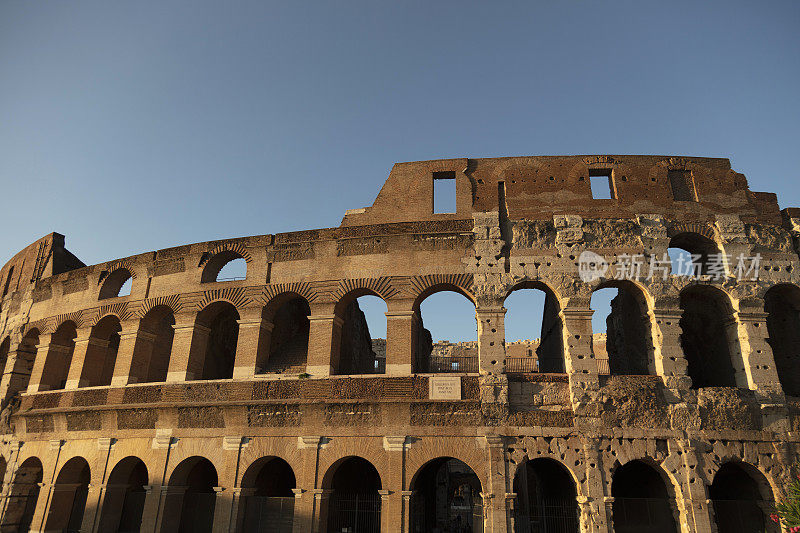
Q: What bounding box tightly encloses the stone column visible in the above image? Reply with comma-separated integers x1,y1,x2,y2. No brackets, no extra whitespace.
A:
26,334,54,393
229,487,256,533
505,493,517,533
561,308,600,425
154,486,187,533
382,436,408,533
27,481,52,533
211,486,229,533
212,436,245,533
111,319,153,386
476,306,507,375
400,490,413,533
166,312,209,382
385,300,416,375
295,436,323,533
233,308,271,379
651,308,692,391
483,435,508,533
581,437,610,533
736,311,784,400
678,439,714,533
311,489,332,533
306,303,341,377
140,430,176,533
78,483,105,533
64,327,102,389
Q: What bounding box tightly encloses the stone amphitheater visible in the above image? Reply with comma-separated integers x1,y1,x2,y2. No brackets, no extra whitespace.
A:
0,155,798,533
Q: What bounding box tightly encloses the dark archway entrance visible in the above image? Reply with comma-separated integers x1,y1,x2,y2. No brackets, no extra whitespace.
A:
97,456,148,532
411,457,483,533
237,457,296,532
513,458,578,532
764,284,800,396
45,456,91,532
0,456,42,531
611,460,677,533
163,457,218,533
710,462,774,533
324,456,381,533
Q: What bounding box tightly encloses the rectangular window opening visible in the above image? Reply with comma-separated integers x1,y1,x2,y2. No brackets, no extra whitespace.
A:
433,171,457,214
2,266,13,297
668,169,697,202
589,169,614,200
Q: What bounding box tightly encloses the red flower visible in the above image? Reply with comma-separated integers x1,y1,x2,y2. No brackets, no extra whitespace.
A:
770,513,779,523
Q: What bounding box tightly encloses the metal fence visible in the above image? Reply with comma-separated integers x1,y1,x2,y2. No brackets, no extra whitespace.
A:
612,497,677,533
429,355,478,373
711,499,765,533
514,498,579,533
163,492,217,533
505,357,539,373
239,496,295,533
327,492,381,533
410,494,483,533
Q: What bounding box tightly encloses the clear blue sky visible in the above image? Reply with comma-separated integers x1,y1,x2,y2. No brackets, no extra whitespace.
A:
1,1,798,342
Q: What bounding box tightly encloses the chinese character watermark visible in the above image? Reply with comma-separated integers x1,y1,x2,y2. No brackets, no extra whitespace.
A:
578,250,760,282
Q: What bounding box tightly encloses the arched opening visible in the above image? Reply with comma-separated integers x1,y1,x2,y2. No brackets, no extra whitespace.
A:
238,457,296,533
98,456,148,532
0,336,10,378
513,458,578,532
334,292,387,375
39,321,77,391
15,329,39,395
504,283,564,373
764,284,800,396
45,456,91,532
130,306,175,383
410,457,482,533
668,231,722,277
679,285,740,388
163,457,218,533
323,456,382,533
258,295,310,374
196,301,239,380
591,281,653,376
611,460,677,533
1,457,43,531
99,268,133,299
710,462,775,533
79,315,122,387
201,251,248,283
415,287,477,373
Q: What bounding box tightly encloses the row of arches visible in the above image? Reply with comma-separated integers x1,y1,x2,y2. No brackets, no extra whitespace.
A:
0,452,777,533
17,279,800,395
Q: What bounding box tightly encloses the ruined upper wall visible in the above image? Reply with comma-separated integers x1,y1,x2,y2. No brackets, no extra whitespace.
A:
0,233,84,299
341,155,784,226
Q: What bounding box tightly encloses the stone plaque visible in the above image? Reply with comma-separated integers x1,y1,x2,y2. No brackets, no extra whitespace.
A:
429,376,461,400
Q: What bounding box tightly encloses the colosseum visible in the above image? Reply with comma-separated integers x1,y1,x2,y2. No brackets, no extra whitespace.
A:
0,155,797,533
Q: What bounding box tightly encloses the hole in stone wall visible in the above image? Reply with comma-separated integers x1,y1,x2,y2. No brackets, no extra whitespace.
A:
764,284,800,397
589,169,614,199
591,282,652,376
504,285,564,373
337,295,387,375
416,290,477,373
433,171,456,214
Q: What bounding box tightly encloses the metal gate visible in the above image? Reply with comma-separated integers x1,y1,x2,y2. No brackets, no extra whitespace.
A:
410,493,483,533
239,496,295,532
712,499,765,533
163,492,216,533
327,492,381,533
514,498,579,533
612,497,677,533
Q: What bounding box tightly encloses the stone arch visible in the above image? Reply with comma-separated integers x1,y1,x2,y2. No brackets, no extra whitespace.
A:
504,280,565,373
45,456,91,532
764,283,800,396
258,292,310,374
709,460,777,533
322,456,382,533
413,283,478,373
237,456,296,533
13,328,40,395
38,320,77,391
97,456,148,532
592,279,656,376
410,456,484,533
131,304,175,383
512,457,579,533
679,284,743,388
79,314,122,387
99,268,134,299
610,458,679,533
668,230,722,277
200,249,250,283
1,456,43,531
194,300,239,380
163,456,218,533
333,288,387,375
